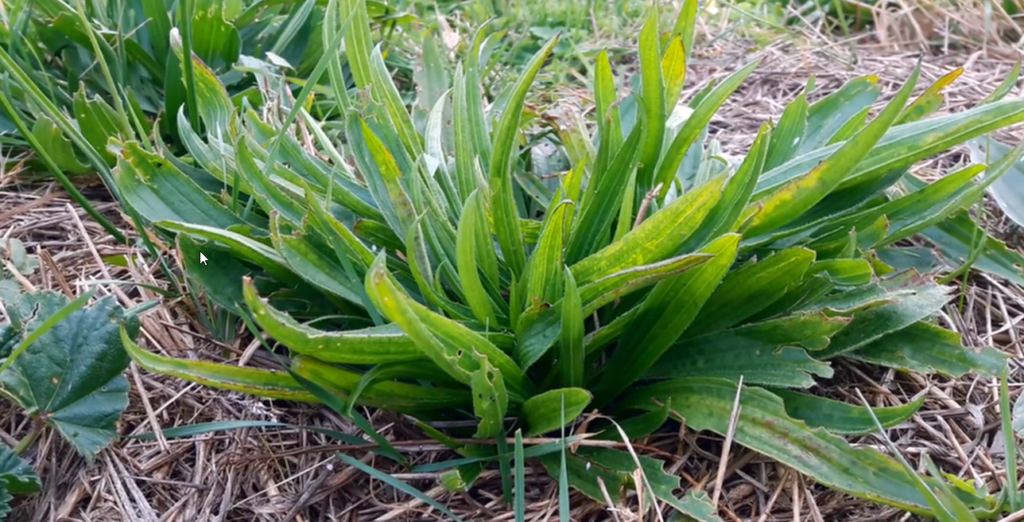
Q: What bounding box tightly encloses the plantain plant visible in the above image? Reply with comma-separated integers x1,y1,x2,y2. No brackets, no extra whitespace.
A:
76,0,1024,516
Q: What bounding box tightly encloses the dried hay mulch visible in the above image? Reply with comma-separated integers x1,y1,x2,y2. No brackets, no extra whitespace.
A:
2,35,1024,522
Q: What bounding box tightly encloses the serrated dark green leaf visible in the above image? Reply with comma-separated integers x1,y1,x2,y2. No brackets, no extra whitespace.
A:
1,295,135,461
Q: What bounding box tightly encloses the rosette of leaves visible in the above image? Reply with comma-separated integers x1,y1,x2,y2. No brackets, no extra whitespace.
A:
97,0,1024,516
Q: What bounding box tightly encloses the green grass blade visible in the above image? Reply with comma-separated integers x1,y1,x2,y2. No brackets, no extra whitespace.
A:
336,453,467,522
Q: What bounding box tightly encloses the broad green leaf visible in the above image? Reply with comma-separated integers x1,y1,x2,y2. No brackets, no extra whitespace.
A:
591,233,740,405
710,312,852,350
619,378,988,514
560,267,584,388
800,76,881,154
848,321,1007,378
465,25,494,167
340,0,374,89
303,188,375,274
683,123,771,251
353,219,406,252
765,91,808,172
897,68,962,125
578,253,713,312
123,326,316,402
190,0,242,70
156,221,298,280
0,444,39,496
114,142,245,229
356,118,417,235
406,218,476,321
665,491,724,522
236,138,306,224
471,353,508,438
0,295,134,460
651,331,833,388
635,8,664,193
809,259,874,286
816,277,951,359
880,143,1024,246
366,254,532,401
521,388,592,437
414,33,450,121
979,61,1021,106
515,252,712,369
744,68,919,237
571,175,725,286
169,26,235,136
670,0,699,61
969,137,1024,227
490,35,559,278
771,389,924,435
31,116,90,174
593,50,623,157
662,37,687,111
176,234,251,315
826,107,871,145
922,211,1024,286
72,87,122,166
368,45,423,159
457,190,499,325
688,247,816,337
140,0,172,68
525,200,571,308
452,68,478,203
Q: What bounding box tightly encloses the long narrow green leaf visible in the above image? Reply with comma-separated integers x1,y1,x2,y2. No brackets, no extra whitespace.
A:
571,176,725,286
591,233,740,406
457,190,499,326
635,8,664,193
122,327,315,402
653,60,760,199
771,389,924,435
490,35,559,278
619,379,989,514
567,117,644,264
744,67,920,237
560,267,584,388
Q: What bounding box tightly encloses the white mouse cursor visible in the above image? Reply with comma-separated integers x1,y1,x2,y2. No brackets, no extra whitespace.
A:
199,252,208,265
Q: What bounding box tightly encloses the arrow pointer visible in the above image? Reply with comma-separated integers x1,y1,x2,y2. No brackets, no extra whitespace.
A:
199,252,208,265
